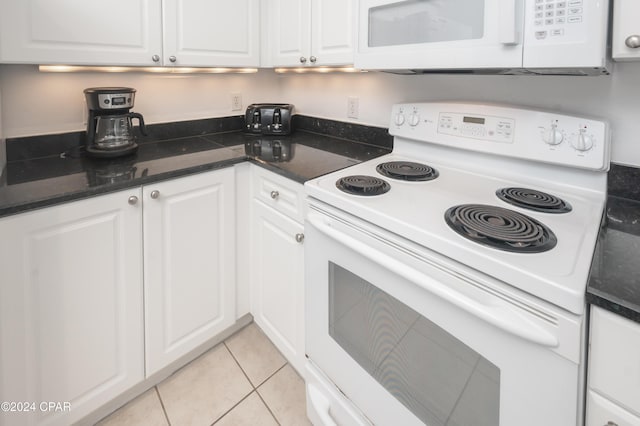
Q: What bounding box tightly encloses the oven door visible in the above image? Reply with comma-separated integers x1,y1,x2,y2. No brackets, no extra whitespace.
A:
356,0,524,70
305,203,583,426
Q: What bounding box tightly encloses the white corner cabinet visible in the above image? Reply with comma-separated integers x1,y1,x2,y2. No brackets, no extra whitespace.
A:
0,0,260,67
0,168,235,426
248,165,306,375
266,0,355,67
586,306,640,425
613,0,640,61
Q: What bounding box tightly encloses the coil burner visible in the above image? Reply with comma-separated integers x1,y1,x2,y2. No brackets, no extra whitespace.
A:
496,187,572,214
336,175,391,196
445,204,557,253
376,161,439,182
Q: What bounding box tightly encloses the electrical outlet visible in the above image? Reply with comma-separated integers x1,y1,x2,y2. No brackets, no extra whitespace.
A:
231,93,242,111
347,97,359,119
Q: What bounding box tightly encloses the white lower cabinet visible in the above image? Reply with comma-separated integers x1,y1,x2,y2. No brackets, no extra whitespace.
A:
0,167,236,426
587,306,640,425
249,166,306,375
0,189,144,426
143,168,236,375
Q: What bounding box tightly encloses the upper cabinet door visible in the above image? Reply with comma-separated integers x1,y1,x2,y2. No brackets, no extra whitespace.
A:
268,0,312,67
311,0,354,66
0,0,163,66
162,0,260,67
613,0,640,61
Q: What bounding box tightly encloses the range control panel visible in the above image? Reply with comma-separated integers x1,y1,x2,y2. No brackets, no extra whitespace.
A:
390,102,610,171
437,113,516,143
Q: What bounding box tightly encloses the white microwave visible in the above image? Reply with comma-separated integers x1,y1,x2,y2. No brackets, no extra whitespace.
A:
355,0,611,75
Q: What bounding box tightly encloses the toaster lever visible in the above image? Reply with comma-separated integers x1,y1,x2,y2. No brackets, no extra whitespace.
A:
252,110,261,130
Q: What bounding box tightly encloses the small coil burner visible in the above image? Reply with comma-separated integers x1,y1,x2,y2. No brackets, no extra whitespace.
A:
445,204,557,253
376,161,439,182
336,175,391,196
496,187,572,214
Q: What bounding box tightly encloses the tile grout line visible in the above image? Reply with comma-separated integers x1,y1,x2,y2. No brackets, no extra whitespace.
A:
154,386,172,426
223,339,285,426
209,390,262,426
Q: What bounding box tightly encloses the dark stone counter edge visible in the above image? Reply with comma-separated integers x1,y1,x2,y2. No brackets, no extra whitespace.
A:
587,288,640,323
0,157,246,218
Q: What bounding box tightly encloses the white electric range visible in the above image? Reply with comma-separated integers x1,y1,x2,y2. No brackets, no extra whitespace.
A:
303,102,609,426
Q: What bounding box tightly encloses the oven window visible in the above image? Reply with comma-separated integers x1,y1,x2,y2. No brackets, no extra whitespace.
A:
329,262,500,426
368,0,485,47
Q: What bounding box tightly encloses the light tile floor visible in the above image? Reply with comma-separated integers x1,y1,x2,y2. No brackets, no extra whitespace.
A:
96,323,311,426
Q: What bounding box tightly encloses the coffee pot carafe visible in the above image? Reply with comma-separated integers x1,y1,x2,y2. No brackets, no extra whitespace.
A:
84,87,147,158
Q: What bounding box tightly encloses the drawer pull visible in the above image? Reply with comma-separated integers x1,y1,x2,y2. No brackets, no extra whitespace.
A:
128,196,139,205
295,233,305,243
605,422,619,426
270,190,280,200
150,190,160,199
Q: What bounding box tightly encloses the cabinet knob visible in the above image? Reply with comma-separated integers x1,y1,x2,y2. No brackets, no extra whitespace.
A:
169,56,177,63
299,56,307,64
625,35,640,49
128,195,139,205
270,190,280,200
150,190,160,199
152,54,160,62
310,56,317,63
295,233,305,243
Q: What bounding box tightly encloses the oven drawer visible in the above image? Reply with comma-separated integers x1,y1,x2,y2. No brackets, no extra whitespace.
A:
305,360,372,426
252,166,304,222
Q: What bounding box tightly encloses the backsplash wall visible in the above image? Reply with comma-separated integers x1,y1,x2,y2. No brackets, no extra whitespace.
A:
277,62,640,168
1,62,640,167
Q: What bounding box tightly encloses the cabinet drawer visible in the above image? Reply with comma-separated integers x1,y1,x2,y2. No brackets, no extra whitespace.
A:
252,166,305,222
587,390,640,426
589,306,640,416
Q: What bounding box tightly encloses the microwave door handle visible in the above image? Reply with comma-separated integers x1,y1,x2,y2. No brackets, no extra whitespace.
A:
308,213,558,348
499,0,519,45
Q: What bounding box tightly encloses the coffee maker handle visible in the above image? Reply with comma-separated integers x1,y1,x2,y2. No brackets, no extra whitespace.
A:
129,112,148,136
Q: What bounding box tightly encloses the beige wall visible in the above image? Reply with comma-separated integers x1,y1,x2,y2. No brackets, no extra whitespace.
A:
2,63,640,167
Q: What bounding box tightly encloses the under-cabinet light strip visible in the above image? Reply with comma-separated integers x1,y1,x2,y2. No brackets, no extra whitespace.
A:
38,65,259,74
274,67,365,73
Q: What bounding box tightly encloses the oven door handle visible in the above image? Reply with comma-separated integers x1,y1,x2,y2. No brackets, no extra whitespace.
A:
308,214,559,348
307,383,338,426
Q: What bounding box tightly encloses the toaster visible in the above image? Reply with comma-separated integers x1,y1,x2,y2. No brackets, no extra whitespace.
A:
245,104,294,135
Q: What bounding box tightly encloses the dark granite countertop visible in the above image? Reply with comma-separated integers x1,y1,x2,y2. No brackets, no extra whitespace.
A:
0,129,391,218
587,164,640,323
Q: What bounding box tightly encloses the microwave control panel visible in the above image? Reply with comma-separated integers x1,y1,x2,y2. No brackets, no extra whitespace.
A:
437,113,515,144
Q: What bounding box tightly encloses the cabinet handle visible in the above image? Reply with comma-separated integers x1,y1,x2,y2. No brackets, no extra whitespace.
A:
270,190,279,200
128,195,139,205
295,233,305,243
169,56,177,63
299,56,307,64
310,56,317,63
152,54,160,62
625,35,640,49
150,190,160,199
605,422,619,426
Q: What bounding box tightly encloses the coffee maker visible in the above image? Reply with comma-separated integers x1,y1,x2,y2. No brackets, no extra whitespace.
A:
84,87,147,158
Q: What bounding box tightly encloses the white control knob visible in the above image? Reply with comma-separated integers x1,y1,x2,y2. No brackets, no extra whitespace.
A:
542,123,564,145
571,128,594,152
394,113,406,126
408,113,420,127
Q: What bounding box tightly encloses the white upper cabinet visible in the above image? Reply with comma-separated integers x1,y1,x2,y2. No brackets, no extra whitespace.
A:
0,0,163,66
163,0,260,67
267,0,354,67
0,0,260,67
612,0,640,61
